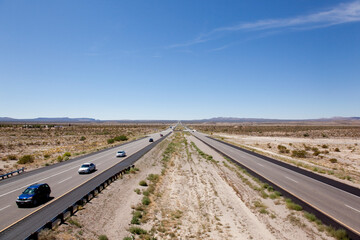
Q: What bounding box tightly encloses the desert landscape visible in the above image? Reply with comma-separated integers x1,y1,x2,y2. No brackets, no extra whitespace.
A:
2,1,359,239
0,123,167,175
189,124,360,186
37,131,350,240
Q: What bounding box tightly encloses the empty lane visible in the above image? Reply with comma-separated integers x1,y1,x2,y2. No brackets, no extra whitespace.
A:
193,131,360,235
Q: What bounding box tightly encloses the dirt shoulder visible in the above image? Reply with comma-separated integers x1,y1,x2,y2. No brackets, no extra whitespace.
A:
185,135,333,240
144,135,276,239
42,132,339,240
39,135,170,240
213,133,360,186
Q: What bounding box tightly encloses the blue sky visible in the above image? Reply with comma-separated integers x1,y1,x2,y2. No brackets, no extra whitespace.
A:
0,0,359,120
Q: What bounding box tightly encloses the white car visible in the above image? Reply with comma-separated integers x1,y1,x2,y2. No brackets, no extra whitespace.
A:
78,163,96,174
116,150,126,157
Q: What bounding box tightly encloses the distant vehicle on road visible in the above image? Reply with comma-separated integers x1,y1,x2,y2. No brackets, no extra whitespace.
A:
149,138,154,142
160,134,163,137
16,183,51,207
116,150,126,157
78,163,96,174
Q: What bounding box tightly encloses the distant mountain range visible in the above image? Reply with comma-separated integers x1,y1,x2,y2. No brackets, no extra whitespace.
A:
0,117,174,123
0,116,359,123
193,117,360,123
0,117,99,123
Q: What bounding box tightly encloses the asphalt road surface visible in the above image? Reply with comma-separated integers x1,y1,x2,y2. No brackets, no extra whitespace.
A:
0,128,172,232
192,131,360,236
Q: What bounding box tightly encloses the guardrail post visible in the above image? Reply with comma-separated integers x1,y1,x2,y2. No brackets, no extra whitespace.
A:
28,231,38,240
44,221,53,230
68,206,74,216
59,213,64,224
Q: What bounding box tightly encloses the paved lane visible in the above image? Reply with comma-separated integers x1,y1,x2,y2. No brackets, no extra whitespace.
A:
193,131,360,236
0,129,172,231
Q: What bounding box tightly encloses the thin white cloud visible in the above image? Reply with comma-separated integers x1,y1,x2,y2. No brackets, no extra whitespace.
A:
166,35,210,48
207,44,232,52
170,1,360,49
214,1,360,32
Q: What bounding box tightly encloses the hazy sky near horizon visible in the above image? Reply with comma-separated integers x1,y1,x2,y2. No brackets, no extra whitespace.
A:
0,0,359,120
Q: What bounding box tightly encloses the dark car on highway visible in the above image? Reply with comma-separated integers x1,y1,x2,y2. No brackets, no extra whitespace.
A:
16,183,51,207
149,138,154,142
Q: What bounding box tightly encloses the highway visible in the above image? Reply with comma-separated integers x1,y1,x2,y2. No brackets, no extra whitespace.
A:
0,128,172,234
191,130,360,237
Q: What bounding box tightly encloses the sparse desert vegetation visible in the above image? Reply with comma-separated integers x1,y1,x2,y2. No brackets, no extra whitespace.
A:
190,124,360,184
42,132,345,240
190,124,360,138
0,123,167,174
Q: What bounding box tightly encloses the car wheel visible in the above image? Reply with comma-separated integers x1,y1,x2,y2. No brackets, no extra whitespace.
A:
33,199,38,206
46,193,50,200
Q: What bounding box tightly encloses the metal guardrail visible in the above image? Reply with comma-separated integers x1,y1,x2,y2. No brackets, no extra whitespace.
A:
193,134,360,240
0,132,171,240
207,136,360,197
0,167,25,180
26,165,135,240
0,137,149,184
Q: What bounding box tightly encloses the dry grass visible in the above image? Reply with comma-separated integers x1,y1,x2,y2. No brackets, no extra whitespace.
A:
190,124,360,138
191,124,360,184
0,123,167,174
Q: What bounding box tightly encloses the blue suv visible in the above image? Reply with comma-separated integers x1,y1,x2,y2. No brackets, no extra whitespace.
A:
16,183,51,207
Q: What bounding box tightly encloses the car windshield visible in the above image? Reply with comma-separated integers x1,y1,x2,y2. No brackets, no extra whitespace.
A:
118,151,124,153
81,164,90,168
23,188,36,194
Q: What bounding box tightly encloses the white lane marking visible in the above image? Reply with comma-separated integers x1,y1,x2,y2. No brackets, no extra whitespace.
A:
0,135,156,198
0,151,114,197
256,162,264,167
0,205,11,211
202,133,360,200
58,177,72,184
0,165,79,198
345,204,360,213
285,176,298,183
